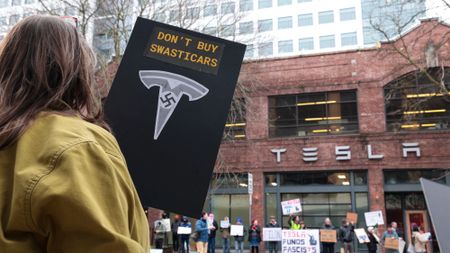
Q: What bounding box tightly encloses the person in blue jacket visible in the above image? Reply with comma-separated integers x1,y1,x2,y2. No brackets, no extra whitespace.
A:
196,212,210,253
180,216,192,253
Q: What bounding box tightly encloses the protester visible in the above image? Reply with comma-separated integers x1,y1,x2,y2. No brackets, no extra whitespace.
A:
412,225,430,253
288,215,302,230
266,216,280,253
196,212,210,253
220,216,231,253
381,224,399,253
207,213,219,253
366,227,379,253
155,212,171,250
0,15,149,253
234,218,245,253
321,218,335,253
300,220,307,229
173,215,181,252
338,218,355,253
391,222,403,239
179,216,192,253
248,219,262,253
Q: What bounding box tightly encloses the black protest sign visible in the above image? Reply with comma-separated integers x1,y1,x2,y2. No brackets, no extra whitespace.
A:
104,17,246,218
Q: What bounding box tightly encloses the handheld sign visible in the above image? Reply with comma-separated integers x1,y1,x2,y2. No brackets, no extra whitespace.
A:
177,226,192,234
354,228,370,243
384,237,399,250
282,230,320,253
104,18,246,218
346,212,358,224
364,211,384,226
263,227,282,241
220,220,230,228
230,225,244,236
281,199,302,215
320,230,337,243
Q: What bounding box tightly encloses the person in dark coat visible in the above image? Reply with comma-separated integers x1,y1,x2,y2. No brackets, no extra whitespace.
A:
248,219,262,253
338,218,355,253
321,218,335,253
179,216,192,253
266,216,280,253
172,215,181,252
366,227,379,253
207,213,219,253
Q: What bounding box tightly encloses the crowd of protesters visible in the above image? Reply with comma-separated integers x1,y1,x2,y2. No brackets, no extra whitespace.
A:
152,211,432,253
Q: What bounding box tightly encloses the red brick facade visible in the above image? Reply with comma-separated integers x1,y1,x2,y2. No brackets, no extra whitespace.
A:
219,19,450,231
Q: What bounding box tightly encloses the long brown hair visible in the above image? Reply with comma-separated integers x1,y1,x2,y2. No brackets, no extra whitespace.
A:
0,15,108,149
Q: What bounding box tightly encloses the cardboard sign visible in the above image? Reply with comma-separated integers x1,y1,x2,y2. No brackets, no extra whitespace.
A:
104,18,246,217
346,212,358,224
282,230,320,253
384,237,399,250
230,225,244,236
364,211,384,226
263,227,282,241
320,230,337,243
281,199,302,215
354,228,370,243
177,226,192,234
220,220,230,228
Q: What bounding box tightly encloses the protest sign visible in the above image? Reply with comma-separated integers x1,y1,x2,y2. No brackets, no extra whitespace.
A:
263,227,282,241
354,228,370,243
220,220,230,228
384,237,399,250
320,230,337,243
398,238,406,253
230,225,244,236
104,18,246,218
281,199,302,215
154,218,171,232
177,226,192,234
150,249,163,253
281,229,320,253
346,212,358,224
364,211,384,226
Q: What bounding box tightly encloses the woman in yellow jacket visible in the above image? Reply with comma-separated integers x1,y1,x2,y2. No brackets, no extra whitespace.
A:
0,16,149,253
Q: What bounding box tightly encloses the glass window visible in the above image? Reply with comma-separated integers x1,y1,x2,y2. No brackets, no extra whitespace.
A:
24,0,34,3
278,16,292,29
354,171,367,185
65,6,78,16
211,173,249,189
320,35,335,48
258,19,272,32
258,0,272,9
278,40,293,53
203,27,217,36
239,21,253,35
9,15,19,26
299,37,314,51
269,90,358,137
298,0,311,2
298,13,313,27
221,2,235,14
318,10,334,24
187,7,200,19
0,16,7,26
384,68,450,132
240,0,253,11
280,172,352,186
340,7,356,21
0,0,8,7
154,13,166,22
224,98,246,139
341,32,357,46
221,24,235,37
244,44,254,58
204,4,217,17
258,42,273,56
11,0,21,6
265,174,278,187
265,193,277,222
278,0,291,6
384,170,447,185
169,10,180,21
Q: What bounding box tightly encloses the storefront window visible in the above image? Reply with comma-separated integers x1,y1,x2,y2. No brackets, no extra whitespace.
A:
268,90,358,137
280,171,351,186
211,173,249,190
384,169,447,184
385,67,450,132
224,98,246,140
265,193,277,222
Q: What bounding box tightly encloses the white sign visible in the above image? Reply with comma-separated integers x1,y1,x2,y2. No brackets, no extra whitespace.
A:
248,173,253,194
364,211,384,226
220,220,230,228
154,218,171,232
281,229,320,253
230,225,244,236
177,226,192,234
150,249,163,253
354,228,370,243
263,227,282,241
281,199,302,215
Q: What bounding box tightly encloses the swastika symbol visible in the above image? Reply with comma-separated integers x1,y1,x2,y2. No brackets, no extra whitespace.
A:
160,91,177,108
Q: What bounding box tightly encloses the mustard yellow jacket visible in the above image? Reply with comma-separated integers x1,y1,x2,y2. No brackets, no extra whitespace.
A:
0,113,149,253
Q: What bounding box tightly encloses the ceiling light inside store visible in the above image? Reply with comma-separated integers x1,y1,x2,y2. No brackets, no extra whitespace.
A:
406,92,450,98
297,100,337,106
342,181,350,185
305,116,341,121
338,174,347,179
225,122,247,127
239,183,248,187
271,182,278,186
403,109,446,115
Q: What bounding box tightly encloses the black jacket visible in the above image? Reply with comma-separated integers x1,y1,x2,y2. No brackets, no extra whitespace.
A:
338,225,354,243
248,225,262,243
208,220,219,238
366,233,378,252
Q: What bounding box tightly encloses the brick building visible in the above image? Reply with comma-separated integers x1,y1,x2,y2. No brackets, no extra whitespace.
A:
147,19,449,252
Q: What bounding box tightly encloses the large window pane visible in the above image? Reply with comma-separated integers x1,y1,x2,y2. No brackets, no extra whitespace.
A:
258,19,273,32
298,13,313,27
231,194,250,226
240,0,253,11
340,7,356,21
278,40,293,53
341,32,357,46
320,35,335,48
239,21,253,34
278,16,292,29
221,2,235,14
299,37,314,51
318,10,334,24
384,170,447,184
204,5,217,17
259,42,273,56
278,0,291,6
266,193,277,222
259,0,272,9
